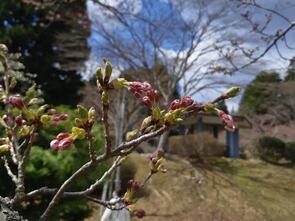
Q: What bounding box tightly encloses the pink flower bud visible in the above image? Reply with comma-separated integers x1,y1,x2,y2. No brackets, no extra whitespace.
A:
127,180,140,192
15,115,24,126
142,81,152,90
147,89,160,102
57,113,68,121
181,96,194,107
168,99,181,111
50,139,59,150
47,109,56,115
142,96,152,108
187,103,201,112
149,148,165,164
9,96,25,109
135,209,146,219
58,137,74,150
134,92,142,98
218,110,236,132
56,132,70,141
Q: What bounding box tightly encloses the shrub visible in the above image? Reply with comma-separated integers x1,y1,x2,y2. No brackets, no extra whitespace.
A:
285,141,295,163
253,71,281,83
168,133,225,160
257,136,285,163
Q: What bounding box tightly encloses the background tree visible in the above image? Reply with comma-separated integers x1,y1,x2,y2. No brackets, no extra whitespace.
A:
0,0,90,105
88,0,295,146
285,57,295,81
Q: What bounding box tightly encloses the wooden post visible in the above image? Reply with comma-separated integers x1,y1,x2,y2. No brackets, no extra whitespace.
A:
226,129,239,158
213,126,218,139
195,118,203,133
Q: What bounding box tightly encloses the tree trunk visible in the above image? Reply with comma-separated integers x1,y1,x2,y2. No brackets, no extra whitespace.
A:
0,201,25,221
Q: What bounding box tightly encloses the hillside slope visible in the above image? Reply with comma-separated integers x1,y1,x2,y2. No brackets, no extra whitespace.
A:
125,153,295,221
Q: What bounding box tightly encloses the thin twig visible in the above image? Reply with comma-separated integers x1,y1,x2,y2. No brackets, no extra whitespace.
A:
39,158,98,221
86,129,96,161
2,157,17,184
102,102,112,155
86,196,126,210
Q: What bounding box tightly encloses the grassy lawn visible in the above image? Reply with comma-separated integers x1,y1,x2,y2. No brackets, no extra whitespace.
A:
122,153,295,221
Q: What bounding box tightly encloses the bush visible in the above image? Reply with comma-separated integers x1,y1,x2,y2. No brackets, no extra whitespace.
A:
254,71,281,83
285,141,295,163
168,133,225,160
257,136,285,164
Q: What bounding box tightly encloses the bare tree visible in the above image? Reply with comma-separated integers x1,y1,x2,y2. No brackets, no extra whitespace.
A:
88,0,295,146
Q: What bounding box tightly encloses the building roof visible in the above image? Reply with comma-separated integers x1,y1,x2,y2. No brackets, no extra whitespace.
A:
182,112,252,129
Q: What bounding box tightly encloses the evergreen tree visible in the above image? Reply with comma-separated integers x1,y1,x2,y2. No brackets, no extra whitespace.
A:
0,0,87,105
285,57,295,81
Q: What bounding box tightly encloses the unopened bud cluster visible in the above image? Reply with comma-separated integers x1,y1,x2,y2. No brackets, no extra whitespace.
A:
203,103,236,132
149,147,166,174
50,133,74,151
168,96,199,111
165,96,200,125
128,81,160,108
217,110,235,132
50,105,94,151
124,180,146,219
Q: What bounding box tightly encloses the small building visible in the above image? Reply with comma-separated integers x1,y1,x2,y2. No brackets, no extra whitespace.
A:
169,112,252,158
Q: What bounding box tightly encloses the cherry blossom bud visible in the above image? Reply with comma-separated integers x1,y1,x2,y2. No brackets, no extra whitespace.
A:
76,105,88,120
133,92,142,98
142,96,152,108
147,89,160,102
58,137,74,150
135,209,146,219
127,180,140,192
126,129,139,141
57,113,68,121
149,148,166,173
56,132,70,141
40,115,51,125
47,109,56,115
71,127,86,140
218,110,236,132
88,107,96,123
104,61,112,83
140,116,152,133
50,139,59,151
142,82,151,90
20,125,30,137
15,115,24,126
110,78,129,89
96,67,103,81
223,87,240,99
187,103,201,112
0,144,10,154
168,99,181,111
9,96,25,109
181,96,194,107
